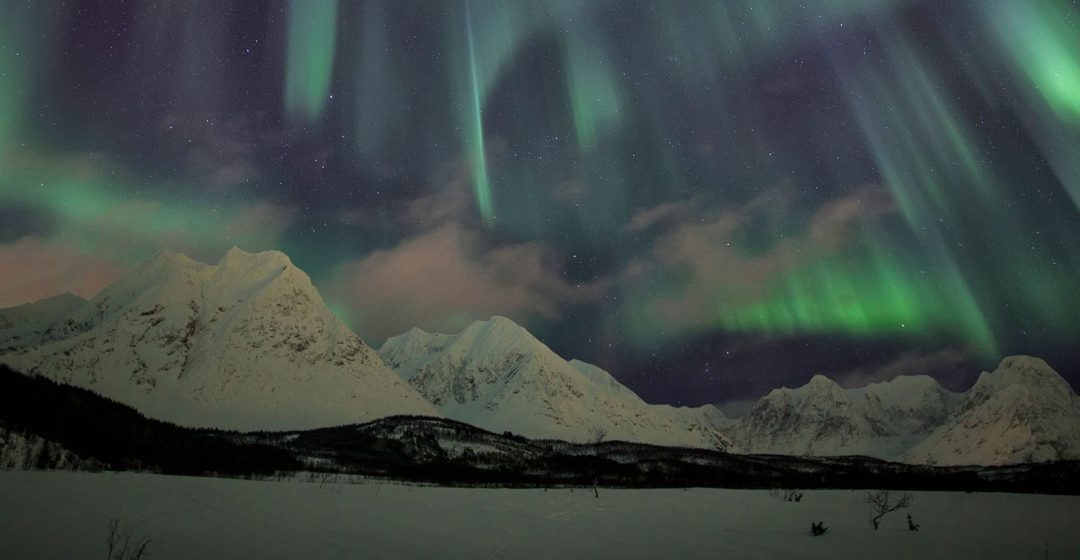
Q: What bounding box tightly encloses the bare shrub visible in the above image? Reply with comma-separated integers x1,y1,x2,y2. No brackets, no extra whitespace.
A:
865,490,913,530
106,518,152,560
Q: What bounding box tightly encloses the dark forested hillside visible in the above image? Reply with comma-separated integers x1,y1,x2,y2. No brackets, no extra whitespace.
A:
2,364,1079,494
0,365,299,475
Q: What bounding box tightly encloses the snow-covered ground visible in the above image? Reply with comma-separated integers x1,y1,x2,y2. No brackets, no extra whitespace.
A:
1,471,1078,559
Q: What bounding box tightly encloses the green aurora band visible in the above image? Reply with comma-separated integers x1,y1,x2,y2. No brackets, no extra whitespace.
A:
0,0,1077,363
462,0,494,224
285,0,339,125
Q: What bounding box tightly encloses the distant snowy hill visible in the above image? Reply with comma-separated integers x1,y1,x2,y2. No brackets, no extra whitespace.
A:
723,356,1080,465
725,374,960,459
903,356,1080,466
379,316,729,449
0,248,438,430
0,293,86,351
378,313,1076,465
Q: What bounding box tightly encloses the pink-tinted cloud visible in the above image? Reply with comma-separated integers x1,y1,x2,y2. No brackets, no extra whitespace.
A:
0,236,127,307
330,224,605,341
626,199,700,233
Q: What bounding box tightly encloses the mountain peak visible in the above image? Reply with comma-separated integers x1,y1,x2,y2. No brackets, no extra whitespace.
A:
145,249,199,269
473,315,526,332
783,374,842,397
974,355,1074,395
997,355,1055,375
807,374,838,387
217,247,293,270
1,246,438,430
460,316,538,347
864,375,950,397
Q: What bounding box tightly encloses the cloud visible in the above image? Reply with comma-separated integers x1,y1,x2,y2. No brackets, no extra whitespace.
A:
622,186,897,335
161,113,261,188
328,158,614,341
226,202,300,245
330,223,605,341
335,159,474,230
833,348,974,390
807,186,895,248
0,236,126,307
626,199,700,233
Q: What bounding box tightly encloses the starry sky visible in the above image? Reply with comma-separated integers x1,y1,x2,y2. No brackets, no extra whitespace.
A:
1,0,1079,406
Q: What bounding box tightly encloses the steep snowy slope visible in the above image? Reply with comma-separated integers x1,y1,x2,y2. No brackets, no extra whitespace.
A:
569,359,647,405
0,427,103,470
379,317,728,449
724,374,960,459
0,293,85,352
903,356,1080,466
0,248,438,430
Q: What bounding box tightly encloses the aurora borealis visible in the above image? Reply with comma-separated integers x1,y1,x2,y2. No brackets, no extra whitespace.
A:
1,0,1078,404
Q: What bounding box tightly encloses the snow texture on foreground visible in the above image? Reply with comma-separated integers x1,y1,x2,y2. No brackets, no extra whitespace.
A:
1,471,1078,559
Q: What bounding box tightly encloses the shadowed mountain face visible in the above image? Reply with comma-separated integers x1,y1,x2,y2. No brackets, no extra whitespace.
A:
0,249,438,431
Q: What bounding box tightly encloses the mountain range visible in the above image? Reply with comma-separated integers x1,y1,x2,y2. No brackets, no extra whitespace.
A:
2,248,1078,466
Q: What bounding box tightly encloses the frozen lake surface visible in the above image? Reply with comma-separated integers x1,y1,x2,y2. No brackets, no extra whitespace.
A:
1,470,1078,559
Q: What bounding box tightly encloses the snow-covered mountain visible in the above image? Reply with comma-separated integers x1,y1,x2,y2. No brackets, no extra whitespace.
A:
2,249,1073,467
723,356,1080,465
724,374,960,459
0,293,86,352
378,316,729,449
903,356,1080,466
0,248,438,430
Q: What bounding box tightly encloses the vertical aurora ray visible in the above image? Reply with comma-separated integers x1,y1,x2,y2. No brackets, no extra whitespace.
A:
987,0,1080,125
0,3,59,152
824,23,1080,355
562,30,623,152
352,2,395,159
285,0,339,125
982,0,1080,211
463,0,494,225
444,1,581,226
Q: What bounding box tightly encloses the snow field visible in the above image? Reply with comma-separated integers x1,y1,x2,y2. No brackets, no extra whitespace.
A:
1,470,1078,559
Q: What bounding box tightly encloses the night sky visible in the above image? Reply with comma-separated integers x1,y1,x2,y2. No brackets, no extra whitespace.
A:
2,0,1078,406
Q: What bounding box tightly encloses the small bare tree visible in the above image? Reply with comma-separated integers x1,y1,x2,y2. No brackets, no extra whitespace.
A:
590,427,607,498
106,518,152,560
865,490,913,530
